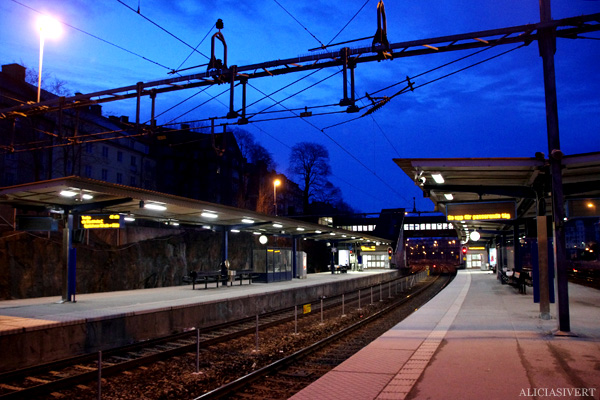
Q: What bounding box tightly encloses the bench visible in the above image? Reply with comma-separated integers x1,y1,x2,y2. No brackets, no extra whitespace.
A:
183,270,225,289
500,268,531,294
226,269,254,286
332,265,349,274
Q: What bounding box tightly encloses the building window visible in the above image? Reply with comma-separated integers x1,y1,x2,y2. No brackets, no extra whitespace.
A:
102,146,109,158
101,169,108,181
130,176,136,186
131,155,136,166
85,143,93,154
117,151,123,162
116,172,123,184
84,165,92,178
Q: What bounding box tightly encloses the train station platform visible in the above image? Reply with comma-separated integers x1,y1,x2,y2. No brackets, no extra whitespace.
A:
0,269,397,372
291,270,600,400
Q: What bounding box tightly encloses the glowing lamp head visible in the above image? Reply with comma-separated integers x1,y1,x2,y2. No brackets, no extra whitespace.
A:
274,179,281,187
37,15,62,39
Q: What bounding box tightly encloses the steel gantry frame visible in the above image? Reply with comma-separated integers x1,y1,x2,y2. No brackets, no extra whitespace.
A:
0,12,598,126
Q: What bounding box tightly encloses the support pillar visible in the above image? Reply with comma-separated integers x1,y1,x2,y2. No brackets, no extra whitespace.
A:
539,0,569,332
61,213,75,302
537,214,551,319
292,237,297,278
135,81,143,135
223,229,229,262
513,222,521,273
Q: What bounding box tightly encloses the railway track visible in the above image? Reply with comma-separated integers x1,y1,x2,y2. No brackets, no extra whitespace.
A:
196,273,452,400
0,272,430,400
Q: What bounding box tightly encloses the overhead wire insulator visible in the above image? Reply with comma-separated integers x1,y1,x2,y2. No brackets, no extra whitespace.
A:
208,19,228,80
372,0,390,60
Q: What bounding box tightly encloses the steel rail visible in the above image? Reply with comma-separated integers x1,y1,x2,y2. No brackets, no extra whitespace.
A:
0,274,417,399
194,271,446,399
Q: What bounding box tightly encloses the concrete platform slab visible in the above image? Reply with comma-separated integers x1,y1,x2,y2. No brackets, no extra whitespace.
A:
291,270,600,400
0,270,398,372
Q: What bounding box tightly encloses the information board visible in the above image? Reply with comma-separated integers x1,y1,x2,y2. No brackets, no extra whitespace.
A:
78,214,122,229
446,201,515,222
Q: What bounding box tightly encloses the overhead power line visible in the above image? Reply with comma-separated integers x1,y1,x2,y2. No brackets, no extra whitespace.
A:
116,0,210,60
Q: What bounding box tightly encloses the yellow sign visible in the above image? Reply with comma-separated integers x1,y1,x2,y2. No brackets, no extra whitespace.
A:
448,213,511,221
303,304,311,314
469,246,486,250
447,202,515,221
360,245,376,251
79,214,122,229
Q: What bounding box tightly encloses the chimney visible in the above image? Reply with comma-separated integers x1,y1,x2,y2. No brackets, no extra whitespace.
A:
120,116,129,123
2,64,26,82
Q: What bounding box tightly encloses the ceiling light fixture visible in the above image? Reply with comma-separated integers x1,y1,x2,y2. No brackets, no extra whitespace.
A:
144,203,167,211
431,173,445,184
59,190,77,197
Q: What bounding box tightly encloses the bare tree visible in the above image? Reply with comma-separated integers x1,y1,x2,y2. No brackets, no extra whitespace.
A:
233,129,276,170
288,142,331,212
24,65,71,97
232,128,254,161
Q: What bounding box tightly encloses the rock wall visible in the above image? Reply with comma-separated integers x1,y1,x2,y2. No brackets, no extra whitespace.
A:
0,227,261,300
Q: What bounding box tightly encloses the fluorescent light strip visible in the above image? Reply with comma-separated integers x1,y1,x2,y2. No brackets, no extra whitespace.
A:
432,173,445,184
144,203,167,211
201,212,218,219
60,190,77,197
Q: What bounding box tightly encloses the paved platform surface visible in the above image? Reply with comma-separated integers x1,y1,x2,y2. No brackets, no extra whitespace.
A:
291,270,600,400
0,270,391,334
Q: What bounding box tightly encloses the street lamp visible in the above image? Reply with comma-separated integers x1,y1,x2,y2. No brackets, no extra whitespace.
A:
36,15,62,102
273,179,281,216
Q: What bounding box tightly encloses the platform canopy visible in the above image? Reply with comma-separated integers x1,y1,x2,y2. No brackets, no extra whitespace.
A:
0,176,390,245
394,152,600,244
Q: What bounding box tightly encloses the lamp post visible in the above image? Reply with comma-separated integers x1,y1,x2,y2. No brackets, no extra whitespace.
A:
273,179,281,216
36,15,62,103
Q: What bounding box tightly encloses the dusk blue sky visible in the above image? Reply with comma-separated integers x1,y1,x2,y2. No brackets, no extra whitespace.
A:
1,0,599,213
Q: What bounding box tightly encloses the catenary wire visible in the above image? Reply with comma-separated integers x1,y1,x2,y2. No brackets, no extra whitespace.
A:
116,0,210,60
272,0,325,48
326,0,371,46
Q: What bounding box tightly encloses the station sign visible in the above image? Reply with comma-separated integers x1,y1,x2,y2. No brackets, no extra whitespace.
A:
360,245,377,251
446,201,515,222
78,214,122,229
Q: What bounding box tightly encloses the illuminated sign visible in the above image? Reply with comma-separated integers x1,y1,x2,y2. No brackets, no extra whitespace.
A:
360,245,376,251
469,246,486,250
447,202,515,222
79,214,122,229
